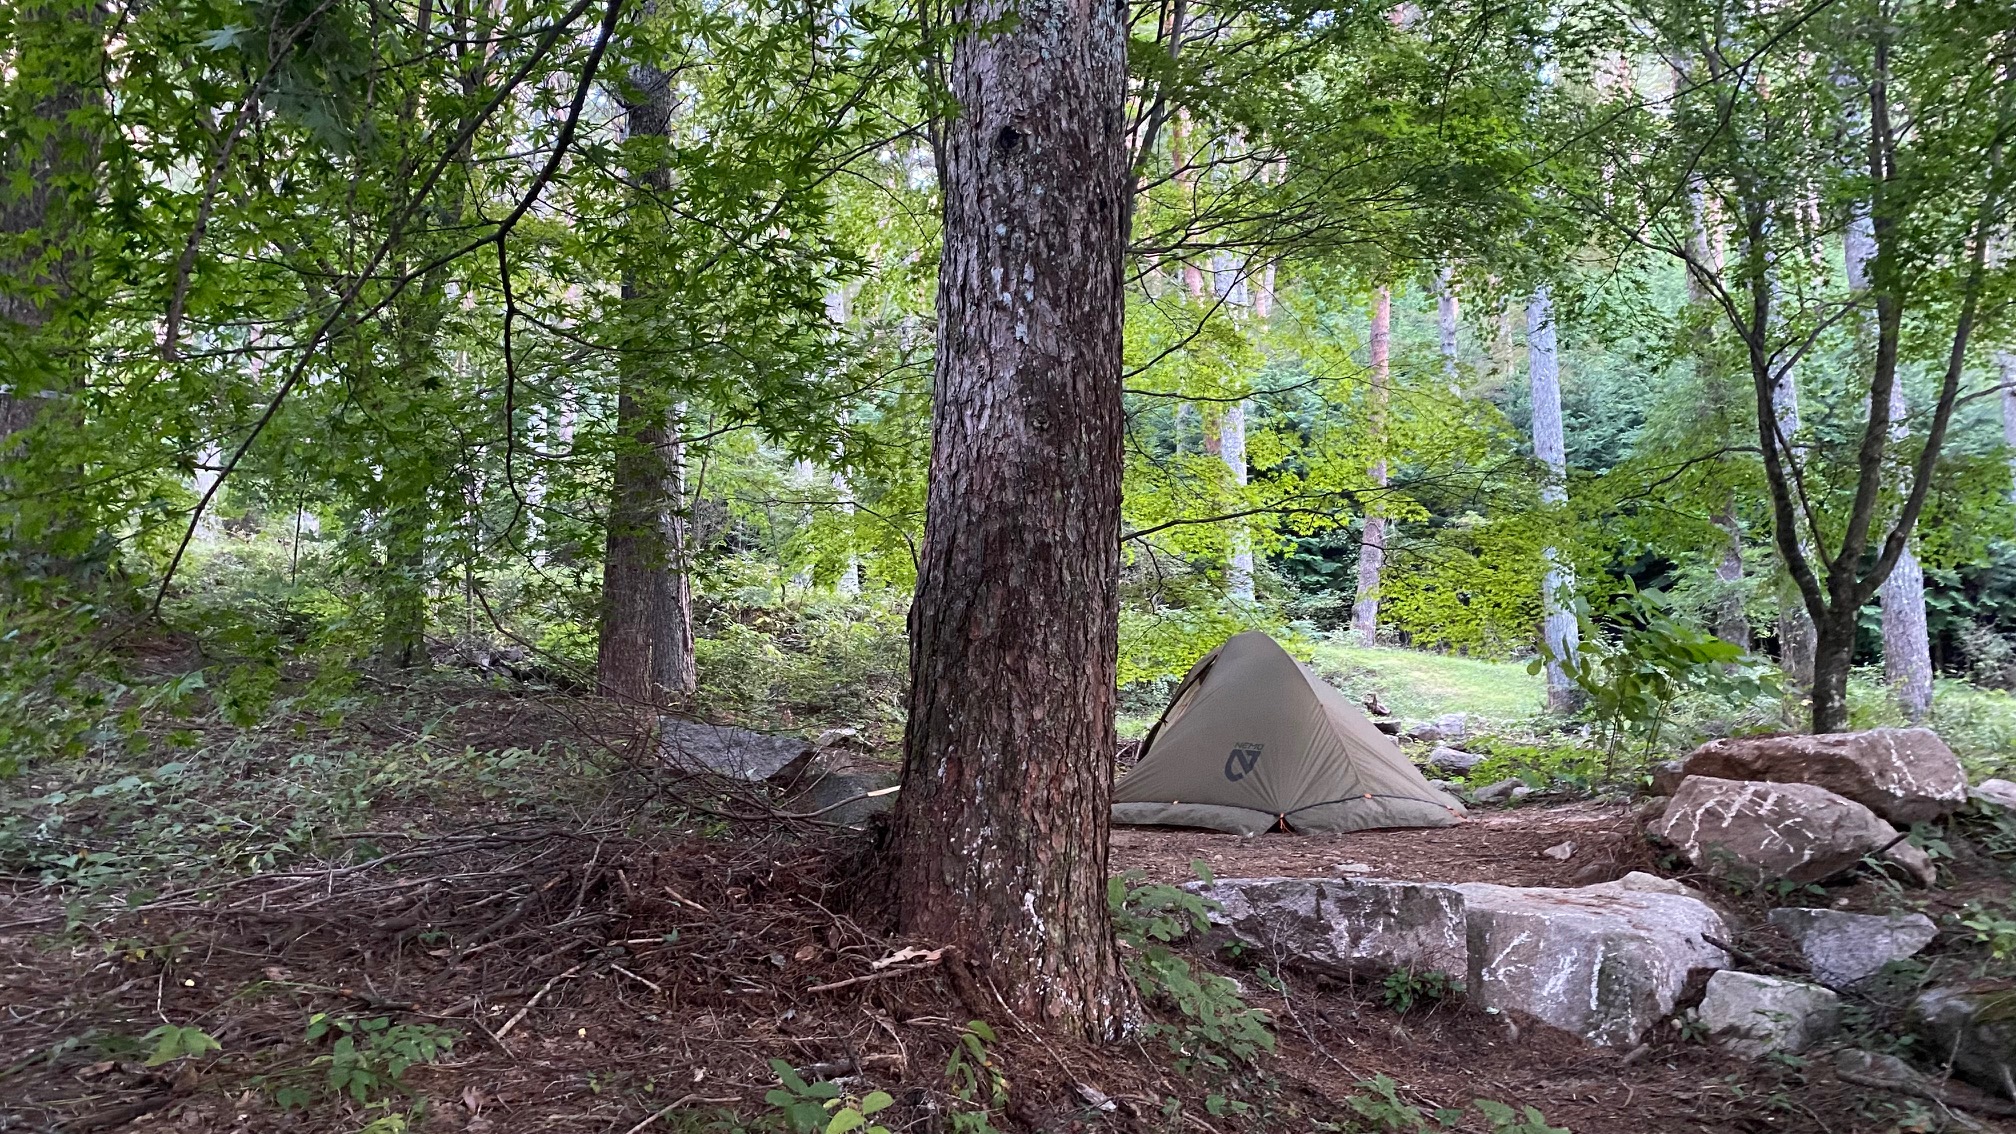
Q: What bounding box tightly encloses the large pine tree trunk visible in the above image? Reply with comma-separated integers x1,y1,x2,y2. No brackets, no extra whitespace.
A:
894,0,1132,1040
1351,287,1392,643
1528,287,1581,713
597,64,697,703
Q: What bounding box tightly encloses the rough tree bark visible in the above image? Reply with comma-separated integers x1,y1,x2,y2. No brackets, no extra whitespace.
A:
597,61,697,704
1528,286,1582,713
1351,287,1392,643
894,0,1133,1039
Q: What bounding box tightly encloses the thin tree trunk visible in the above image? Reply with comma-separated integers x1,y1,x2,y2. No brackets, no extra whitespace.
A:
2000,350,2016,497
1351,287,1391,643
1766,295,1818,692
1848,197,1932,721
1211,254,1254,603
1528,286,1581,712
1436,268,1459,390
894,0,1132,1040
1714,504,1749,649
597,62,697,703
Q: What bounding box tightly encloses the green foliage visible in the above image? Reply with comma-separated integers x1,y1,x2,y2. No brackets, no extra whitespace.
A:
299,1014,456,1106
763,1059,894,1134
1380,970,1462,1014
943,1022,1007,1134
1108,866,1276,1073
1473,1099,1569,1134
1534,583,1778,769
142,1023,221,1067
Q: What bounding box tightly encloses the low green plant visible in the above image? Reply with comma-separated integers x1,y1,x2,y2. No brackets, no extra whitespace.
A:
1108,864,1276,1073
1958,898,2016,962
1380,970,1462,1014
763,1059,895,1134
1339,1074,1461,1131
944,1021,1006,1134
142,1023,220,1067
1473,1099,1569,1134
267,1014,455,1109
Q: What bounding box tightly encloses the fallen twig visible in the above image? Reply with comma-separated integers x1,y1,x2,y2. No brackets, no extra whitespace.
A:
496,961,587,1037
621,1094,744,1134
805,959,941,993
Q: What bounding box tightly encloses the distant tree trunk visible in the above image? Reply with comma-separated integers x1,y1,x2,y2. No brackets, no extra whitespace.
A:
1351,287,1392,643
1528,287,1581,713
1846,209,1933,721
1436,269,1459,389
1714,503,1749,649
2001,349,2016,497
1768,361,1818,691
597,62,697,704
1682,173,1749,651
1211,254,1254,603
893,0,1132,1041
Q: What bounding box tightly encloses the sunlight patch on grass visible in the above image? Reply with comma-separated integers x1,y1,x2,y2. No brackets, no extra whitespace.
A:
1308,641,1545,723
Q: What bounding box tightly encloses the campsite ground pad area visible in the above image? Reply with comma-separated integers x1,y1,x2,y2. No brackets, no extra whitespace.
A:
0,786,1977,1134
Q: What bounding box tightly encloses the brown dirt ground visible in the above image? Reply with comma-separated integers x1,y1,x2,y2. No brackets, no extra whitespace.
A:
3,780,2009,1134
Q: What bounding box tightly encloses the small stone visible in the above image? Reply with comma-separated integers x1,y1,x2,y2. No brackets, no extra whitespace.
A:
1428,745,1483,774
1405,713,1471,744
1509,785,1535,802
1767,907,1937,987
1650,760,1688,796
1542,841,1576,861
1971,779,2016,811
660,719,813,780
1696,971,1839,1057
1335,862,1374,874
1472,778,1522,804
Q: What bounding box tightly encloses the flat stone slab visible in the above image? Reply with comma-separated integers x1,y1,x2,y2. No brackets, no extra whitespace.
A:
1697,970,1839,1057
1767,907,1937,987
1187,877,1468,979
1455,881,1730,1048
658,719,812,781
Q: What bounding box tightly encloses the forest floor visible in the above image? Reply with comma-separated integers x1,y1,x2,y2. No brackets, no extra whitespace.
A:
1,675,2010,1134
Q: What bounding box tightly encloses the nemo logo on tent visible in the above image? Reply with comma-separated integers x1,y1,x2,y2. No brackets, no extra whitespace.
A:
1223,743,1264,782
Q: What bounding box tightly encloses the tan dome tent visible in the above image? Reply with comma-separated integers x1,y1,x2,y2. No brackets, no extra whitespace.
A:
1113,631,1467,835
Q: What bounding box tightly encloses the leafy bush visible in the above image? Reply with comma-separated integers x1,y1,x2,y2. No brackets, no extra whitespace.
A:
1108,864,1276,1073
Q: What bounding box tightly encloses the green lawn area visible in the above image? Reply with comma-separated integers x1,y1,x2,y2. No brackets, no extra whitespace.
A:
1308,641,1545,724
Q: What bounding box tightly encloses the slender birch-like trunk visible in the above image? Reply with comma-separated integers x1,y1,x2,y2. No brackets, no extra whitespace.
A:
1528,286,1581,712
1351,287,1392,642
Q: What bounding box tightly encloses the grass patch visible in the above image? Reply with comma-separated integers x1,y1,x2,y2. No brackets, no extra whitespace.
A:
1309,641,1545,723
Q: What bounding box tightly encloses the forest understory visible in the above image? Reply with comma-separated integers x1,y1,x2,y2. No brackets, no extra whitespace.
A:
6,667,2013,1134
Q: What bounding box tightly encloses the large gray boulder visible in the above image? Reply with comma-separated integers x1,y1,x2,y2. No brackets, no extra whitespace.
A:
1653,776,1934,886
1186,877,1468,979
1696,970,1839,1057
1767,907,1938,987
659,719,812,780
1914,986,2016,1098
1675,729,1966,824
1454,881,1730,1047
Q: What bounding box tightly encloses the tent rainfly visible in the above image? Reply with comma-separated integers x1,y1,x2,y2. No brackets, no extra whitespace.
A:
1112,631,1467,835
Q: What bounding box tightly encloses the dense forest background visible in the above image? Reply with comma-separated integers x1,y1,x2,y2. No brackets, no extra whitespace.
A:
5,0,2012,769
